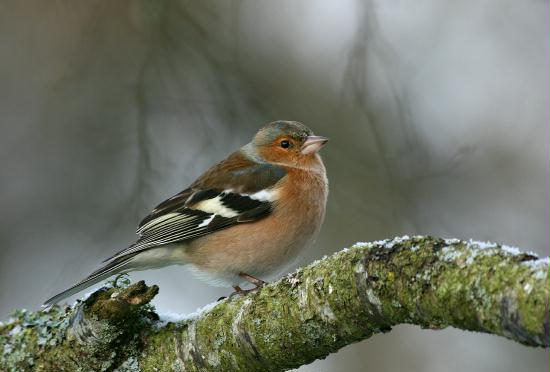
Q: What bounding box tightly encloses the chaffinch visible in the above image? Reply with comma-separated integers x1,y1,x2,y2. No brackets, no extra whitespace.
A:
45,121,328,305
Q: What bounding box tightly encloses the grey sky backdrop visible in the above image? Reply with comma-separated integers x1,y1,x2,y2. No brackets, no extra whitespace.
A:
0,1,548,371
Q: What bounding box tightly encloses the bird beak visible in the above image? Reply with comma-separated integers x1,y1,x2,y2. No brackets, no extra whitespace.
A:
301,136,329,155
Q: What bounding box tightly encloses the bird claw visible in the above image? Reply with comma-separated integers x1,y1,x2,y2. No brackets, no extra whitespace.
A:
228,283,265,298
221,273,268,300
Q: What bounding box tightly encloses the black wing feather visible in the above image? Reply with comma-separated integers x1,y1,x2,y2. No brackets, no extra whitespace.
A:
104,190,273,262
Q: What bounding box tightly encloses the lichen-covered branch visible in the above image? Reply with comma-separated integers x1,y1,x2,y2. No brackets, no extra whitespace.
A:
1,236,548,372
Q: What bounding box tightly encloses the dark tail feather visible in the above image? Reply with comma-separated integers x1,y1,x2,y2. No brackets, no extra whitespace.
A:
43,254,136,306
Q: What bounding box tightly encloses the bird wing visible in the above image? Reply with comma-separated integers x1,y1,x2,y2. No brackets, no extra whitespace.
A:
104,151,287,262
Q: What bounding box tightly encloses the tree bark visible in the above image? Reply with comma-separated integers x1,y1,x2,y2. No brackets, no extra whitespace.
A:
1,236,548,372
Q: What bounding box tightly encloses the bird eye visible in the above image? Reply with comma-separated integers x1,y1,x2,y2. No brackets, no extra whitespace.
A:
280,140,291,149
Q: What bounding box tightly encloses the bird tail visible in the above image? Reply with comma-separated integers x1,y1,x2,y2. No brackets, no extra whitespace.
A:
43,253,137,306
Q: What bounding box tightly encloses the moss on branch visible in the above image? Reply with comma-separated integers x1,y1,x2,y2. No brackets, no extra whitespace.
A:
1,236,548,372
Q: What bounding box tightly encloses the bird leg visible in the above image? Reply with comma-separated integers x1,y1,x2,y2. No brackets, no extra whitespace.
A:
226,273,267,298
239,272,267,288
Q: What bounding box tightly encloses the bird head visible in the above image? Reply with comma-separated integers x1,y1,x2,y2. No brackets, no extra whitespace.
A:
249,121,328,168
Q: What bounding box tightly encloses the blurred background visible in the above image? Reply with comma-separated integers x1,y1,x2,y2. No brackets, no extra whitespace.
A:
0,0,548,371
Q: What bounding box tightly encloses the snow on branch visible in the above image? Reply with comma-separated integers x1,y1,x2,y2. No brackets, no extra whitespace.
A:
1,236,548,372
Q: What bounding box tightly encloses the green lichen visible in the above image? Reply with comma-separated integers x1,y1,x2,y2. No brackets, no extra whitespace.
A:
113,357,140,372
0,305,75,372
357,237,549,345
0,280,159,372
1,236,547,372
139,236,547,371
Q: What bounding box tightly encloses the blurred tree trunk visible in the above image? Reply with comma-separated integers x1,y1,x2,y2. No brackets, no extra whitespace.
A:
0,236,548,372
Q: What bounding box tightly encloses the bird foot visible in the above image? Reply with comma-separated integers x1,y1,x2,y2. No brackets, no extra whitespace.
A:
220,273,268,300
228,285,263,298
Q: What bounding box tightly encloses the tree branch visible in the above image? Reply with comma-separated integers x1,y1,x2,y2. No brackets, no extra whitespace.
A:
1,236,548,371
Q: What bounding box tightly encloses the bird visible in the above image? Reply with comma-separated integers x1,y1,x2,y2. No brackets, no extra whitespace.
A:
44,120,328,305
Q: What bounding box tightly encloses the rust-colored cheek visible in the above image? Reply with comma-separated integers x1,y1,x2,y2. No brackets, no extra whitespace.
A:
258,145,294,163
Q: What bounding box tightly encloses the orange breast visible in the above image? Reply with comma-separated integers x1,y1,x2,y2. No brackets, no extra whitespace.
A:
185,166,328,283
